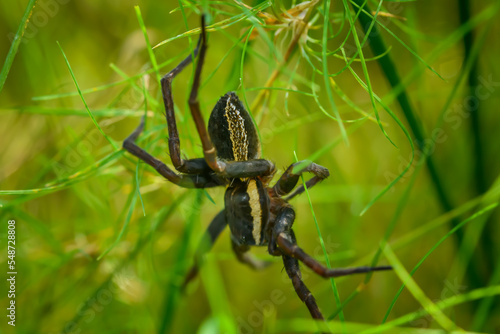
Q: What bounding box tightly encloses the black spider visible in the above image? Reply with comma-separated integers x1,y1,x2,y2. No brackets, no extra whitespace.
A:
123,16,391,320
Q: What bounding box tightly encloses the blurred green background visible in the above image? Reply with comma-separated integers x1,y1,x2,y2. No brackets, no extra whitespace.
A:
1,0,499,333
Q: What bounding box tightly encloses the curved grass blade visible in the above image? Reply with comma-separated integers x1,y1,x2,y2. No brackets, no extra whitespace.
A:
348,1,457,225
32,56,184,102
382,244,458,331
97,173,139,260
328,159,422,320
359,285,500,333
57,41,119,150
340,57,414,215
0,150,123,196
350,0,444,81
135,5,162,85
322,0,347,143
342,0,396,147
153,2,271,49
383,202,499,323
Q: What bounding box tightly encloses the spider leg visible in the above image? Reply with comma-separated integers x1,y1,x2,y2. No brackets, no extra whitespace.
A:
277,232,392,278
186,16,227,174
231,240,273,270
162,17,276,178
183,210,227,288
223,160,275,179
282,251,324,319
160,17,214,175
270,207,391,278
267,207,323,319
272,160,329,200
123,117,222,188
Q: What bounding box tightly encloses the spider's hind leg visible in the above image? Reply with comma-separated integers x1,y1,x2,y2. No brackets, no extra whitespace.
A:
282,251,324,319
183,210,227,288
268,207,324,319
270,207,391,319
277,231,392,278
232,240,272,270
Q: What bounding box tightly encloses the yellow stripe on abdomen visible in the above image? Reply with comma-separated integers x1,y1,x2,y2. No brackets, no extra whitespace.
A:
247,180,262,245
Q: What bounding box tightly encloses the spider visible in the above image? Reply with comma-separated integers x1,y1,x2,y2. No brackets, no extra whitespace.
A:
123,16,391,320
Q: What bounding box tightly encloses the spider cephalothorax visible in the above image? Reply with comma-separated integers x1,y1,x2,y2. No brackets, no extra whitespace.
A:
208,92,261,162
123,15,390,321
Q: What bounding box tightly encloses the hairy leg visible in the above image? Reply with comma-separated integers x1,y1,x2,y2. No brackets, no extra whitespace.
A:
272,160,329,199
123,117,222,188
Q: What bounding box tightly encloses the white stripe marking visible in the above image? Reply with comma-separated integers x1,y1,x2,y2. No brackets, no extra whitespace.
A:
247,180,262,245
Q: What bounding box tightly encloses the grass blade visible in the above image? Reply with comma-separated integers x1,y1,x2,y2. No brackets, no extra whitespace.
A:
294,152,339,329
57,41,119,150
322,0,347,143
382,244,457,331
0,0,37,94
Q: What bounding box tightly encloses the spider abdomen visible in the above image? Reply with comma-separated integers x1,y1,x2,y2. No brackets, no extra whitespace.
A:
208,92,261,162
225,178,270,246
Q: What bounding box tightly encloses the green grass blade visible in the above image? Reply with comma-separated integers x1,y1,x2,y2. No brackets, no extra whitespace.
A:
383,203,499,323
32,56,183,102
348,1,460,240
153,2,271,49
200,253,238,334
294,152,339,329
458,1,486,195
0,0,37,94
350,0,443,81
340,58,414,215
0,150,123,196
458,0,497,306
8,106,144,117
360,285,500,333
97,175,139,260
135,5,162,85
159,190,204,334
342,0,396,147
382,244,457,331
322,0,347,143
57,41,119,150
327,167,420,320
472,255,500,330
110,63,159,108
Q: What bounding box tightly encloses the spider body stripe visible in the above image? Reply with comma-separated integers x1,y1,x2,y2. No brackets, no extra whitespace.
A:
224,97,248,161
248,179,263,244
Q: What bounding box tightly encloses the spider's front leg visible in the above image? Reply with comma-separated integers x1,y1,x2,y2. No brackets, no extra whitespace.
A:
272,160,330,200
160,16,217,175
178,19,276,179
122,117,221,188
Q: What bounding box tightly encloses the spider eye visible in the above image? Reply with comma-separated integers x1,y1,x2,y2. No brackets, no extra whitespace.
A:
208,92,261,162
